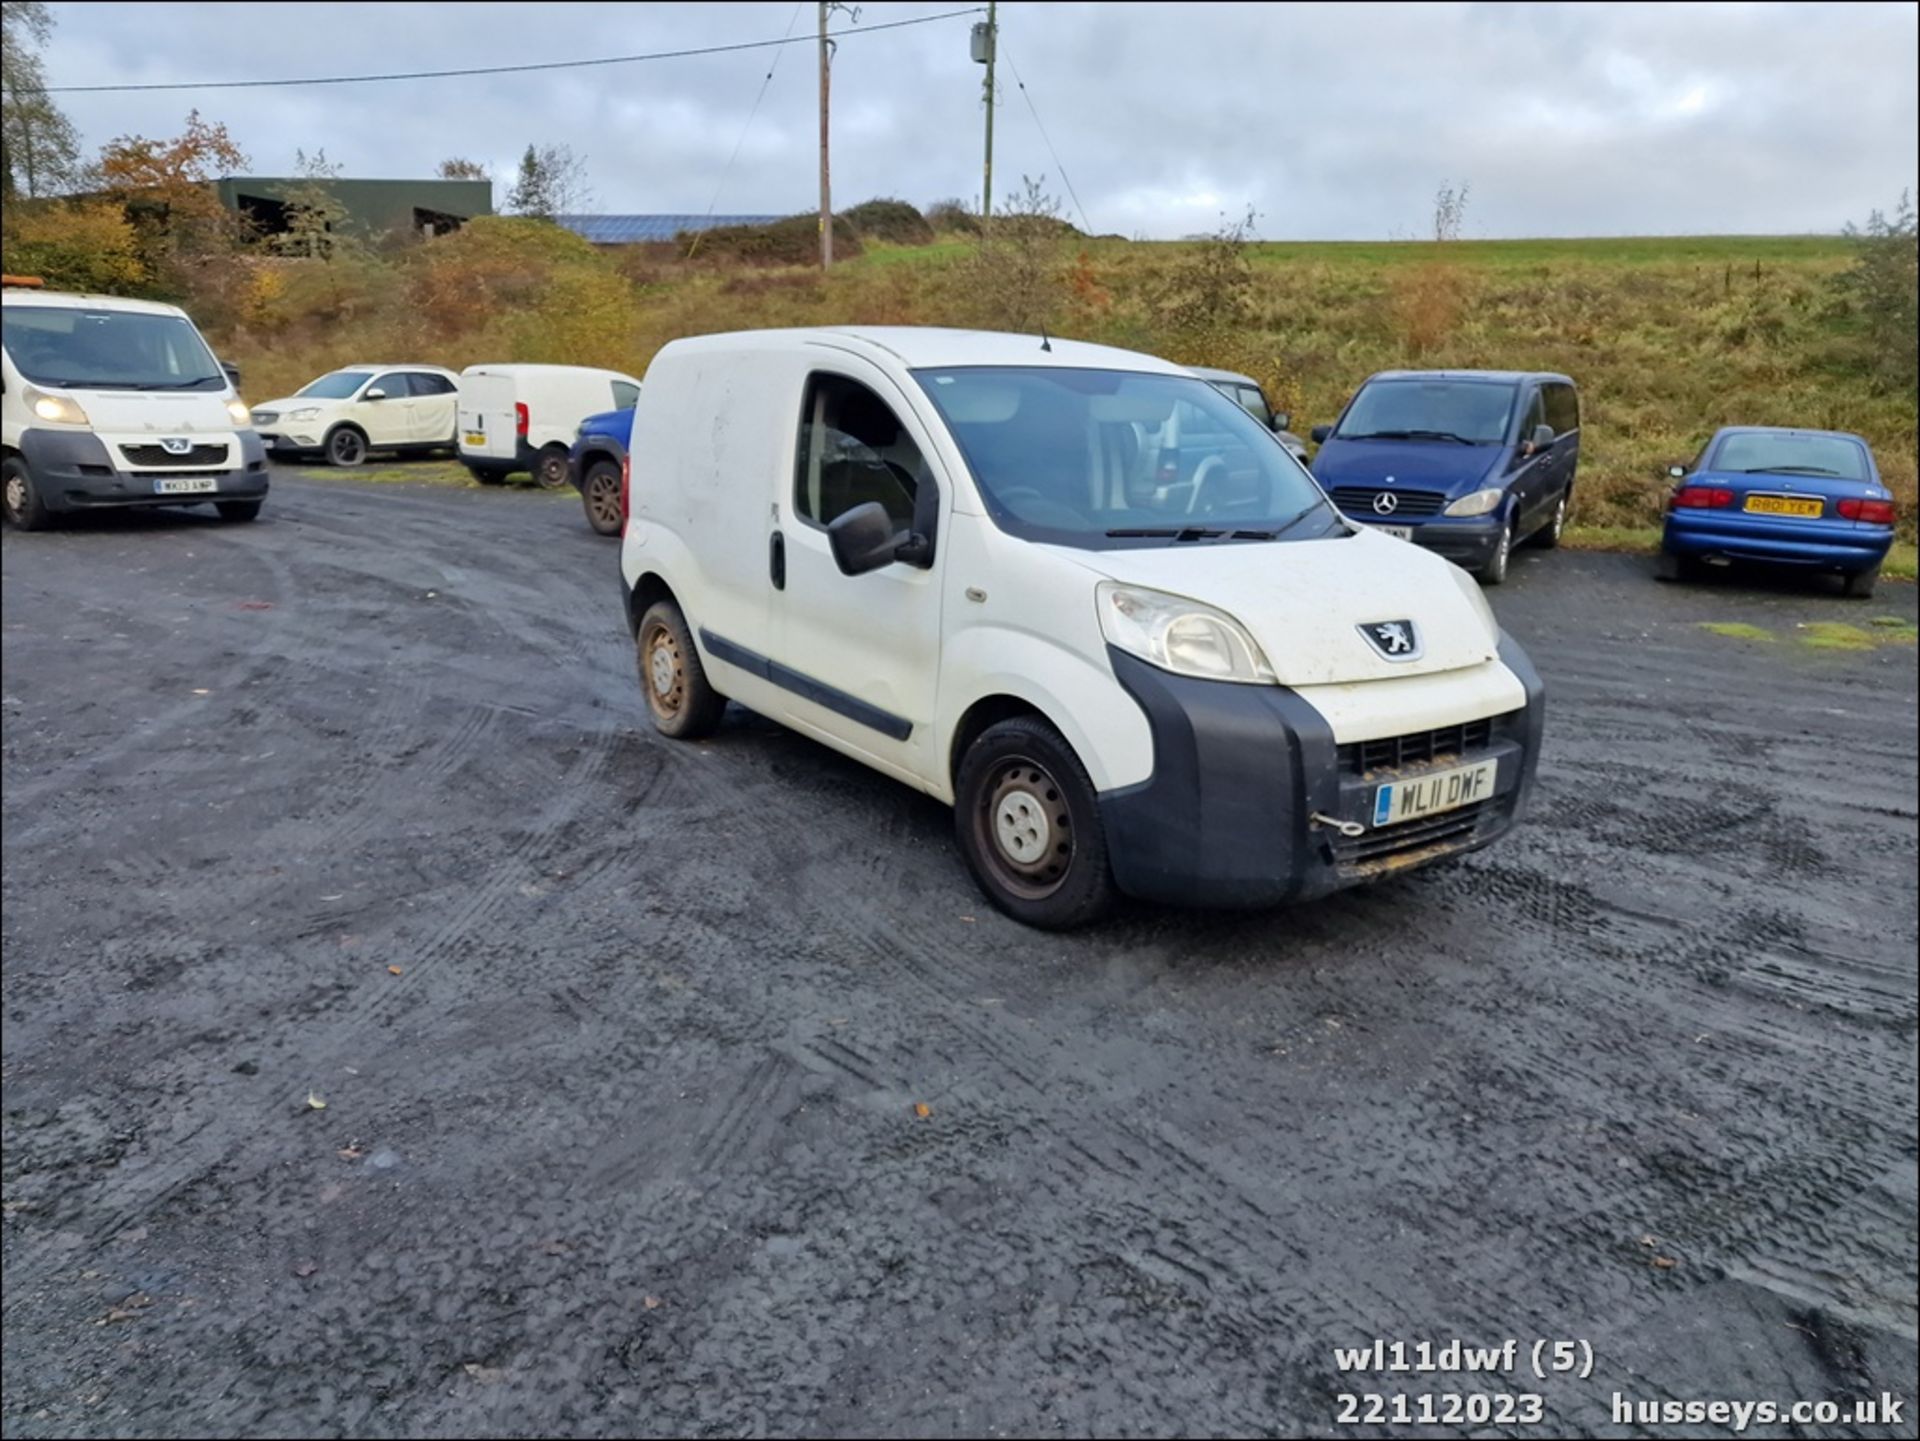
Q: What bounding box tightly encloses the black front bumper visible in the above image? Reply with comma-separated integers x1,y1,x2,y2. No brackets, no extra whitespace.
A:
19,429,269,513
1352,515,1506,569
1097,637,1545,908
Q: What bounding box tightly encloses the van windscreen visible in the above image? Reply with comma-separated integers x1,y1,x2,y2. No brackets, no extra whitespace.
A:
3,305,225,390
915,367,1339,550
1333,378,1516,445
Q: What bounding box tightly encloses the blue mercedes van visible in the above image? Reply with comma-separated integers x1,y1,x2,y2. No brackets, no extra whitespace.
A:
1310,370,1580,584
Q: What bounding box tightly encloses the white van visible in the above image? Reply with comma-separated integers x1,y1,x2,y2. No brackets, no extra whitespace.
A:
456,363,642,487
620,327,1544,929
2,282,267,530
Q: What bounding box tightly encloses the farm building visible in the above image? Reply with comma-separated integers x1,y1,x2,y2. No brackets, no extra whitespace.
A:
213,176,493,241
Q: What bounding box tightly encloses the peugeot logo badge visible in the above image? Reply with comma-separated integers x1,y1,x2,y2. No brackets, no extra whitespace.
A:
1358,620,1421,660
1372,492,1399,515
160,437,193,455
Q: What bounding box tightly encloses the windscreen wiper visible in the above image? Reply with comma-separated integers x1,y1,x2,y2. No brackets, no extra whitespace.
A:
1267,496,1335,540
1104,526,1230,541
1343,428,1477,444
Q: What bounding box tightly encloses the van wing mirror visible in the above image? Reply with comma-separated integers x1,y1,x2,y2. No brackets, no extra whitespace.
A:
1271,411,1291,433
1667,464,1687,479
1530,423,1556,450
827,502,910,576
220,360,242,390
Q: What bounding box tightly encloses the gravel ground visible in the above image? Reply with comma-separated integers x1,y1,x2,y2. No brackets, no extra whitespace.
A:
3,467,1916,1439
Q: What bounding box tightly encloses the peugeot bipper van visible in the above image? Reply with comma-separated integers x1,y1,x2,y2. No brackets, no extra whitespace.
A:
2,281,266,530
621,328,1544,929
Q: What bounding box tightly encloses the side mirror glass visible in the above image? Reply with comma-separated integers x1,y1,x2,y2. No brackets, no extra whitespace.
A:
827,501,907,576
1271,411,1291,433
1310,424,1332,444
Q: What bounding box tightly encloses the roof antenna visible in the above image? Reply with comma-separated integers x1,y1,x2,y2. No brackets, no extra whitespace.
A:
1039,325,1052,353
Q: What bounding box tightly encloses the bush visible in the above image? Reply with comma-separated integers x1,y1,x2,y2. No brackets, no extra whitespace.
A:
0,198,148,294
682,213,862,266
1838,191,1918,395
843,198,934,247
925,198,980,236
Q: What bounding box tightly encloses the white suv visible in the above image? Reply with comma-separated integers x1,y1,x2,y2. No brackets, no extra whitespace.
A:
250,365,461,467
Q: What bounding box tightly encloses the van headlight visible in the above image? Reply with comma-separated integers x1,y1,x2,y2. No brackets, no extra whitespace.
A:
1097,582,1276,685
1444,487,1505,517
226,398,251,426
25,385,89,426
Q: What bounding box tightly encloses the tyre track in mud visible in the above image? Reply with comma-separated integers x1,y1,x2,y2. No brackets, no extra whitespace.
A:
2,481,1915,1436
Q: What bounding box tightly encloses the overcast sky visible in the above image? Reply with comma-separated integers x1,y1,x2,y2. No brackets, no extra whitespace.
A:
36,0,1920,240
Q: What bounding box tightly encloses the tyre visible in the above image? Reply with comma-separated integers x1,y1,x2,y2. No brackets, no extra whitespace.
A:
635,599,726,740
1477,514,1514,585
954,715,1115,930
324,425,368,467
1,455,51,531
215,500,263,523
1529,490,1568,549
465,464,510,486
582,459,624,536
533,444,571,490
1841,562,1881,600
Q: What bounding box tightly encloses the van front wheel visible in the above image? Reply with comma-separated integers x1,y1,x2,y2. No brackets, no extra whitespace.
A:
2,456,50,531
955,717,1114,929
636,600,726,739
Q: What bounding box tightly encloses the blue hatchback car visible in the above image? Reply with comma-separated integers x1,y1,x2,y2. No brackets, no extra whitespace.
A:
1660,426,1897,597
568,406,633,536
1310,370,1580,585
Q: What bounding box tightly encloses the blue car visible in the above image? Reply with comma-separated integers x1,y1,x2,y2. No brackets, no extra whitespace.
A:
1310,370,1580,585
568,406,632,536
1659,426,1897,598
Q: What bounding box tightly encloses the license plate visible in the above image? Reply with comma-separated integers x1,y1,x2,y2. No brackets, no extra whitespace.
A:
1372,757,1499,828
1744,494,1823,518
1367,523,1414,541
152,476,218,495
463,430,486,447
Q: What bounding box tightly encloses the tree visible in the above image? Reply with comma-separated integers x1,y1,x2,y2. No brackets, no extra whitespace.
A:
1433,179,1470,242
1,0,84,198
1841,190,1919,395
96,110,249,268
505,143,591,220
274,148,350,260
437,156,489,181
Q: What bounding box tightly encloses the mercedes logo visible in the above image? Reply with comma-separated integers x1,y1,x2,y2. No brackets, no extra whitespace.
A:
1372,492,1399,515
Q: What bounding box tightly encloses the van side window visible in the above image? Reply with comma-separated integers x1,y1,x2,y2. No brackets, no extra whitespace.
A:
1518,388,1546,439
611,380,640,410
795,374,925,531
1543,382,1579,436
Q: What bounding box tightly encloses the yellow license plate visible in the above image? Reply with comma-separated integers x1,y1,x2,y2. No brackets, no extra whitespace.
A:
1744,495,1823,518
463,431,486,447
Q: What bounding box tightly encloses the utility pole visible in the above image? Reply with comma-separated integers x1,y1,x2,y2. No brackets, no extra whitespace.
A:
974,2,997,225
818,1,833,269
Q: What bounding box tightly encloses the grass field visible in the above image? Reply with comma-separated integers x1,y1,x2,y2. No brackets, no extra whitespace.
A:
208,224,1913,550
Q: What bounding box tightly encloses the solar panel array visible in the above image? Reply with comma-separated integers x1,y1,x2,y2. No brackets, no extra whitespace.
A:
554,214,785,244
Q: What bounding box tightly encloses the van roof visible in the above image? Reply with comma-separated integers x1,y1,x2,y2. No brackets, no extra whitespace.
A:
1365,368,1575,386
1,288,189,319
460,363,641,380
659,327,1194,376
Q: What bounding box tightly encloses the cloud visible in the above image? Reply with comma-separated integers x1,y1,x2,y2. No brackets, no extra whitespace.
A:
38,0,1919,239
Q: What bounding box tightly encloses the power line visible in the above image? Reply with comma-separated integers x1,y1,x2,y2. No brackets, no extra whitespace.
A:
6,7,983,95
689,0,808,256
998,41,1092,235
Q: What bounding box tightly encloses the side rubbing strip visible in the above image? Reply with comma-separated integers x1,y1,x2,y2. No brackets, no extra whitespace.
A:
698,628,913,742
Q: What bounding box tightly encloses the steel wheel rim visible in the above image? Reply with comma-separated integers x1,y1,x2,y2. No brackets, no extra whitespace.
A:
975,755,1073,900
587,472,622,530
538,455,568,489
640,622,685,719
4,474,24,517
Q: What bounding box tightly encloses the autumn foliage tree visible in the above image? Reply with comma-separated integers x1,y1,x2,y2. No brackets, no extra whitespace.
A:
96,110,249,270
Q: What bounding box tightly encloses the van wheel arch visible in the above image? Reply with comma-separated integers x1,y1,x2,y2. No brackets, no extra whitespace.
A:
626,571,677,636
949,694,1050,791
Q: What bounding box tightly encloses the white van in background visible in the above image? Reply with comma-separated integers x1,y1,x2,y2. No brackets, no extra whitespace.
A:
2,279,267,530
456,363,642,487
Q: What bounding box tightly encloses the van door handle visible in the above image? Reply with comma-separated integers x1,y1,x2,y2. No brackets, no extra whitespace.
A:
769,530,786,590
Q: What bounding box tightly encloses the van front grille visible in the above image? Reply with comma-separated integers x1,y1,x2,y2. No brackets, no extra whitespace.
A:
1338,716,1504,777
1330,486,1447,518
121,443,230,468
1333,802,1492,869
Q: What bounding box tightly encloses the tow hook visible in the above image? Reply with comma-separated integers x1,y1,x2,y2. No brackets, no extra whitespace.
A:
1311,812,1365,838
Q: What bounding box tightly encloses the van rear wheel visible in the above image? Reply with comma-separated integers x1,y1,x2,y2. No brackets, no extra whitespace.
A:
955,716,1114,929
636,600,726,739
534,444,571,490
